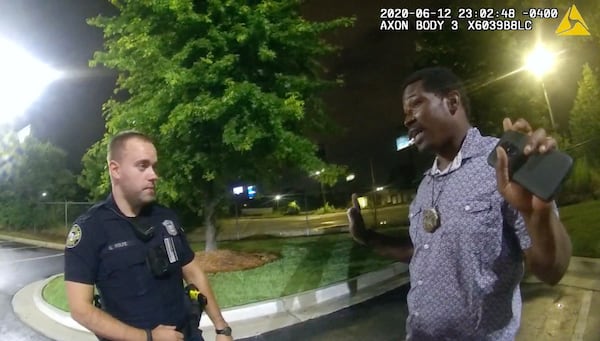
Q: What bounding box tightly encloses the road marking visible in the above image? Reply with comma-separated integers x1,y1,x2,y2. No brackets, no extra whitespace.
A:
0,246,39,251
0,253,64,266
572,290,592,341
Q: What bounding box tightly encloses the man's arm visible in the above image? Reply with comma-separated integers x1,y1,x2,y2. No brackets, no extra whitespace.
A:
65,281,148,341
495,117,572,286
347,194,414,262
182,256,232,338
523,208,572,285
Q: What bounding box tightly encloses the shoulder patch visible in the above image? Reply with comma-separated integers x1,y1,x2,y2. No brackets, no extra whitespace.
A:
162,220,178,236
66,224,83,248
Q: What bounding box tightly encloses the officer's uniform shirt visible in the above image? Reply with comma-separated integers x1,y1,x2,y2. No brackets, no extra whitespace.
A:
64,194,196,330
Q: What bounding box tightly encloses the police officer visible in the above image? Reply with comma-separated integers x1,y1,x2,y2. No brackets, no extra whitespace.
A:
64,131,233,341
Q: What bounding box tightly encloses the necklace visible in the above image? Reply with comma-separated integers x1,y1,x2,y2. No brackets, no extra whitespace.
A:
423,174,449,233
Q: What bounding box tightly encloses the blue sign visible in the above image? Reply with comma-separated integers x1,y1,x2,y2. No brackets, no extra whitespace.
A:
247,185,256,199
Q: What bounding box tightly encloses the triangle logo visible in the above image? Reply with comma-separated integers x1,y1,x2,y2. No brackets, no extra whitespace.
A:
555,4,591,36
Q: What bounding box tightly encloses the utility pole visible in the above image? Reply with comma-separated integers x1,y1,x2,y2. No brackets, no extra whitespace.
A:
370,158,378,227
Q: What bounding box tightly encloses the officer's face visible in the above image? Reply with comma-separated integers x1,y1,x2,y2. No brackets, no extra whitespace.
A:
111,138,159,206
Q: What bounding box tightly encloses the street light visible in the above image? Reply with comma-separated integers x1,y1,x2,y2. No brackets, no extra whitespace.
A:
0,37,61,126
524,44,557,129
311,169,327,209
274,194,282,210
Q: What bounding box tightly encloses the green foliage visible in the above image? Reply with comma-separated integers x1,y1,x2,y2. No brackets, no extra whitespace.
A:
410,0,594,135
78,140,110,201
314,201,336,214
559,157,595,204
285,200,300,215
82,0,353,249
0,132,77,229
313,164,347,187
568,63,600,164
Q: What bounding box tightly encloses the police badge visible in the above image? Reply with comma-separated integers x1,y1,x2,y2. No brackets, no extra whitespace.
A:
66,224,82,248
162,220,178,236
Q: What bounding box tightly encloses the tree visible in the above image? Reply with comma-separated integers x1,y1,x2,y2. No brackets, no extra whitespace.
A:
0,131,77,229
82,0,353,250
408,0,599,135
569,63,600,164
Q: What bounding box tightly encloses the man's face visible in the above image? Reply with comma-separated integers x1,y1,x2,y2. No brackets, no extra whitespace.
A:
111,138,159,207
402,80,452,152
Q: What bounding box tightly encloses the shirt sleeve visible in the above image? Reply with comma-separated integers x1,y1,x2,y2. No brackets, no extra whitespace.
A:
173,215,195,266
502,201,531,251
64,218,101,284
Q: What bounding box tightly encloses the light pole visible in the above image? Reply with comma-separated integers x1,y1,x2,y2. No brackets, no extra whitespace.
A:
313,169,326,209
524,45,557,130
274,194,281,211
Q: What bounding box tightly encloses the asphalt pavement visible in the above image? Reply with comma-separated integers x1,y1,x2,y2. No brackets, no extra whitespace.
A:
0,239,61,341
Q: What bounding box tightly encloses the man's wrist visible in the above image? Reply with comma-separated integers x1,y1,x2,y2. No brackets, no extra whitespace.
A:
215,325,232,336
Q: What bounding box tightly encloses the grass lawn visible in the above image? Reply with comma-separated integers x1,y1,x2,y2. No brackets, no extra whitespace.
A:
38,200,600,313
43,230,403,312
559,200,600,258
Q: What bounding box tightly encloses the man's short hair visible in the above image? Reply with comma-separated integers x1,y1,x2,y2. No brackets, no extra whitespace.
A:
107,131,154,162
401,66,471,116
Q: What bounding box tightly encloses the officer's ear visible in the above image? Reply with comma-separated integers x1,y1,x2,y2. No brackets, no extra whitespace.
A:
108,160,121,179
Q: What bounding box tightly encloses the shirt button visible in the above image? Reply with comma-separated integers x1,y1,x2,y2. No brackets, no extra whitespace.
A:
423,244,430,250
417,280,423,286
465,205,471,211
414,311,420,317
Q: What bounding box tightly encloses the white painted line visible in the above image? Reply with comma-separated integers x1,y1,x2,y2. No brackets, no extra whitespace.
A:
0,246,39,251
572,290,592,341
0,253,64,266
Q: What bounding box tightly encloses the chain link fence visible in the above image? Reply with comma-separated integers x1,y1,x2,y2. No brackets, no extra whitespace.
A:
41,201,96,231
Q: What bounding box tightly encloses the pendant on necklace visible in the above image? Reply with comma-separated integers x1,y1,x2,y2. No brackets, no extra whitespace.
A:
423,207,440,233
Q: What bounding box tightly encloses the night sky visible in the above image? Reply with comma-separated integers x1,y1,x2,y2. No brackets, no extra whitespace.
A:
0,0,586,192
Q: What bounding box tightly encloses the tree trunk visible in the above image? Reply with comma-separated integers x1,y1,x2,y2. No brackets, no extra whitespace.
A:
203,197,219,251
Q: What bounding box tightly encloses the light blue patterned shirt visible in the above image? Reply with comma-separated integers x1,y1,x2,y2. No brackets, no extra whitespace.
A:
406,127,531,340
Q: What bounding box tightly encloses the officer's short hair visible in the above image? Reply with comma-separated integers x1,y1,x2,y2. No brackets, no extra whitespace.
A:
401,66,471,116
107,131,154,162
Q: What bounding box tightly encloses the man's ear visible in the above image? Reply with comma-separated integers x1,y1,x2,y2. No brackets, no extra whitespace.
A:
108,160,120,180
445,91,460,115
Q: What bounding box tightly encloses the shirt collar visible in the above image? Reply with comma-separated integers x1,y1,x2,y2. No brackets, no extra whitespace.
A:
426,127,486,176
102,193,153,217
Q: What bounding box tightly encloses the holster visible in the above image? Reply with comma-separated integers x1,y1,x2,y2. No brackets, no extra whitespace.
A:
178,284,208,339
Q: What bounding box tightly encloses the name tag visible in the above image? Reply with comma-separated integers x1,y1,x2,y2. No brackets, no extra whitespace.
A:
107,241,129,251
164,237,179,263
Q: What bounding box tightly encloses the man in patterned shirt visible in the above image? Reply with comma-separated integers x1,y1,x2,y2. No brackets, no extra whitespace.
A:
347,67,572,340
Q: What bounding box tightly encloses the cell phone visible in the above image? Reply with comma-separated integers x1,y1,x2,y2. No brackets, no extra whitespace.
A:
487,130,573,202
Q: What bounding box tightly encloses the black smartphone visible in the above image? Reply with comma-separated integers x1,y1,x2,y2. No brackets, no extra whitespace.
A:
487,130,573,202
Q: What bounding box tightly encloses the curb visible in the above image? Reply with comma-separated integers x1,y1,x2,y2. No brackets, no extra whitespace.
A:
0,235,65,251
18,263,409,340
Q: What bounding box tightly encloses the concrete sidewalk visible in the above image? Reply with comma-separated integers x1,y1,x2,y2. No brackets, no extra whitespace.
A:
518,258,600,341
13,264,410,341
